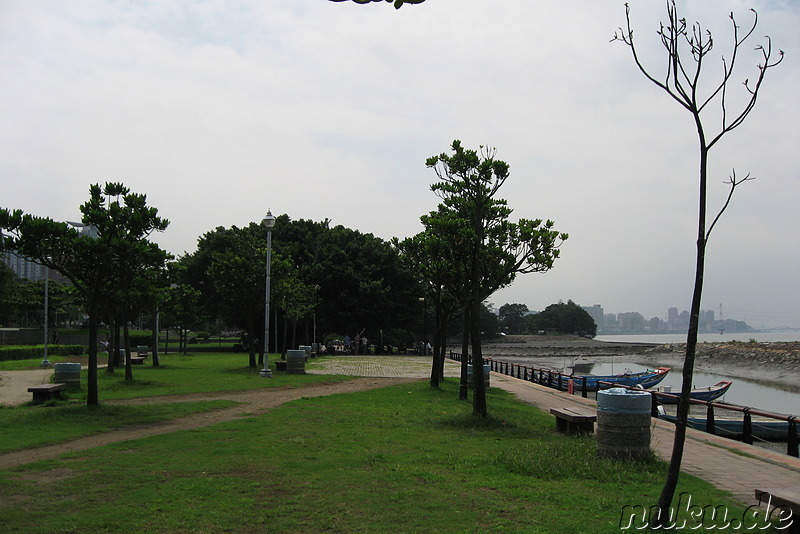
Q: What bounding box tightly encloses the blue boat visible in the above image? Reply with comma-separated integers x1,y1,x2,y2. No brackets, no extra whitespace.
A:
658,413,797,441
556,366,671,392
654,381,733,405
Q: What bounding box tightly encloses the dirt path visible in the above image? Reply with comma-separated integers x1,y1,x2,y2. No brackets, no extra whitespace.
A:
0,377,418,470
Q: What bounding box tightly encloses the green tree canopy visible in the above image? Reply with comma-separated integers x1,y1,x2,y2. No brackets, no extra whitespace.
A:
181,216,422,352
529,300,596,338
498,303,529,335
0,183,169,404
425,140,567,415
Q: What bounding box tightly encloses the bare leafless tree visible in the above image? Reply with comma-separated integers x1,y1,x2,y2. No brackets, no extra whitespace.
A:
329,0,425,9
613,1,783,526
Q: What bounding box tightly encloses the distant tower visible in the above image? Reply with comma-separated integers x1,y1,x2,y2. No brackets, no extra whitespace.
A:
719,304,725,334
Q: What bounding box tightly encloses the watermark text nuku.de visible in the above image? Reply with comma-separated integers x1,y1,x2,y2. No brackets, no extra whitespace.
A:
619,492,794,530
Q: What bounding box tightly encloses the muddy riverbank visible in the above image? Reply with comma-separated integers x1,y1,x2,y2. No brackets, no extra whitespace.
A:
469,335,800,394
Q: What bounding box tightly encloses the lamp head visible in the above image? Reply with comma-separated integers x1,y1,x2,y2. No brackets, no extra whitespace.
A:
263,211,276,229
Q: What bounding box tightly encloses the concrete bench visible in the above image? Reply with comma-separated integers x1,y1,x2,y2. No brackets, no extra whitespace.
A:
550,407,596,435
755,487,799,533
28,383,67,404
130,356,146,365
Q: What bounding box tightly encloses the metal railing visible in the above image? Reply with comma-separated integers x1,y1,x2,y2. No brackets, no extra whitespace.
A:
448,351,798,457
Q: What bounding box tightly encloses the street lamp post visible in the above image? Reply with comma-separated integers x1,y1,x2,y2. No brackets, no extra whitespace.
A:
313,285,320,348
418,297,427,355
260,211,276,378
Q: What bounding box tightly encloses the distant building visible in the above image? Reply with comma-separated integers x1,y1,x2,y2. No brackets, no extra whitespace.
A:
1,251,46,282
581,304,604,332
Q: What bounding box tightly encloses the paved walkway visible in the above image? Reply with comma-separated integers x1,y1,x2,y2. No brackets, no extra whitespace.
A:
308,356,800,508
0,368,55,406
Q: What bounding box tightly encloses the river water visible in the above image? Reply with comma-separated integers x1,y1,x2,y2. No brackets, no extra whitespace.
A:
570,360,799,416
592,332,799,417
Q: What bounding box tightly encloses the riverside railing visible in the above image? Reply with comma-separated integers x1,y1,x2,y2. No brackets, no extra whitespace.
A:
447,351,799,457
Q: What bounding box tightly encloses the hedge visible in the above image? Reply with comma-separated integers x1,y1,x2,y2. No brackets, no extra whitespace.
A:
0,345,86,362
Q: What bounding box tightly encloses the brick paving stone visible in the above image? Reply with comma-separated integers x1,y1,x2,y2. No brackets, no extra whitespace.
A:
305,355,461,379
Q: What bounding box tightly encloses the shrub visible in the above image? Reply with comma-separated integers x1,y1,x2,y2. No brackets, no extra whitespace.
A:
0,345,85,362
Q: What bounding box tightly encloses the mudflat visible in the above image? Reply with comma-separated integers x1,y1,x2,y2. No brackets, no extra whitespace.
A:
474,335,800,393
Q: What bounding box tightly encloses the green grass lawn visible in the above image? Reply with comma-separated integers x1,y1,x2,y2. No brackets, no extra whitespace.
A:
0,368,758,533
87,352,351,401
0,401,238,453
0,352,351,452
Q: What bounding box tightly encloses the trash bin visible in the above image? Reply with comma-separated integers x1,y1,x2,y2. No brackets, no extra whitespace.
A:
467,364,490,389
54,362,81,390
596,387,651,461
286,350,307,375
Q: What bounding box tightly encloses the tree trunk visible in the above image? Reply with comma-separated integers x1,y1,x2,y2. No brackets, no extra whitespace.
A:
151,311,159,367
281,311,288,359
114,320,122,369
124,314,133,382
459,305,470,400
86,299,99,406
437,325,446,381
471,193,487,417
656,144,709,523
430,306,442,388
247,320,257,368
106,318,116,374
470,296,486,416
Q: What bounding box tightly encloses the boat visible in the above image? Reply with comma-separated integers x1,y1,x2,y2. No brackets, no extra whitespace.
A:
553,366,671,392
652,381,733,405
658,413,798,441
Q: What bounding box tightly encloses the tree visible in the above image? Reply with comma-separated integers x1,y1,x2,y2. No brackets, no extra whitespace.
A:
159,277,202,355
613,2,782,523
529,300,596,338
205,228,269,368
329,0,425,9
0,183,169,405
426,140,567,416
182,217,422,355
396,228,464,388
0,262,17,326
498,303,529,335
271,217,421,346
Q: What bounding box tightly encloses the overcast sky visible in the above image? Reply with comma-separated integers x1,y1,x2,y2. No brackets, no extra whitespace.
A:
1,0,797,328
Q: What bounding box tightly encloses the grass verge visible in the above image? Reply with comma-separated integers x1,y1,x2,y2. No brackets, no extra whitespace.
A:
0,380,758,533
0,401,238,453
1,352,351,452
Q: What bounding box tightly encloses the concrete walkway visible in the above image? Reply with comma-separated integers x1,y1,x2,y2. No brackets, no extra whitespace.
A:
308,355,800,509
0,368,55,407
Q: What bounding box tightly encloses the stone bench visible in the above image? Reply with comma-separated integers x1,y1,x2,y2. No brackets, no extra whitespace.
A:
28,383,67,404
550,407,596,435
755,487,799,533
130,356,146,365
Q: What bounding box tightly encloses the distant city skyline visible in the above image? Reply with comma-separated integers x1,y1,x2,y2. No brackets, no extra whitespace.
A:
578,303,758,334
